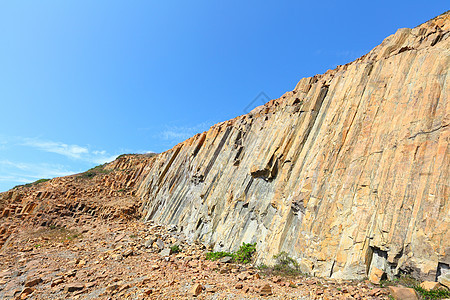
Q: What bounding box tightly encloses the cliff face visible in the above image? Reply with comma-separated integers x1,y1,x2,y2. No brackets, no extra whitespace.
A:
135,13,449,280
1,13,449,282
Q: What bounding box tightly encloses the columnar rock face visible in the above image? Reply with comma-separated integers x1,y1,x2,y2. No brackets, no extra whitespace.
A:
0,13,448,282
136,13,449,280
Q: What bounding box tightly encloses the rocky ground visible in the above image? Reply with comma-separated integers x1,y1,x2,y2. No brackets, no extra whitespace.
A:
0,213,394,300
0,155,448,299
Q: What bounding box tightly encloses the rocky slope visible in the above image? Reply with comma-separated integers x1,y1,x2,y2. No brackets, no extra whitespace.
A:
1,11,449,289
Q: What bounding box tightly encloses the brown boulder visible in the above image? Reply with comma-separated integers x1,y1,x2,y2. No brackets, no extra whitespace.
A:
259,284,273,296
388,286,418,300
190,283,203,297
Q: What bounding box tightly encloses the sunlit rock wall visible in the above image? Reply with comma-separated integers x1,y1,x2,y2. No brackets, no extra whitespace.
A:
137,13,449,280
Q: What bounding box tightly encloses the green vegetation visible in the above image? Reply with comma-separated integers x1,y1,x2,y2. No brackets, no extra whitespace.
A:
380,274,450,300
31,226,81,245
380,275,418,288
116,152,158,160
414,285,450,300
170,245,181,254
205,251,234,261
66,233,80,240
234,242,256,264
205,242,256,264
257,252,304,278
13,178,50,189
78,163,111,179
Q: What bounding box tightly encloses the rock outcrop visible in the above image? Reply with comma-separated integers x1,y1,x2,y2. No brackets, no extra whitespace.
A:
135,12,450,280
1,12,449,282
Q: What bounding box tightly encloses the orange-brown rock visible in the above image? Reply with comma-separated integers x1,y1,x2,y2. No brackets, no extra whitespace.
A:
1,13,449,283
134,12,450,280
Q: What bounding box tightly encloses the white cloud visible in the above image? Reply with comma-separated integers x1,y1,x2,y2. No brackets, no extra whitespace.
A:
18,137,117,164
0,160,78,186
21,138,89,159
161,122,212,141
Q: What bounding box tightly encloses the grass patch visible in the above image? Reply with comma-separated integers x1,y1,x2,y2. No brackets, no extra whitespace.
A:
78,163,111,179
380,275,419,288
13,178,50,189
116,153,158,160
205,243,256,264
31,226,81,244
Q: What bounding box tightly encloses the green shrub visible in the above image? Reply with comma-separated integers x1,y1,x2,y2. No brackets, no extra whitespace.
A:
78,164,110,179
258,252,304,278
170,245,181,254
205,251,233,261
205,242,257,264
273,251,301,275
414,285,450,300
234,242,256,264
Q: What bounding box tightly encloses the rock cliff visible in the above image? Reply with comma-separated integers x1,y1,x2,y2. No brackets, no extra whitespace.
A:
135,12,450,281
1,12,449,282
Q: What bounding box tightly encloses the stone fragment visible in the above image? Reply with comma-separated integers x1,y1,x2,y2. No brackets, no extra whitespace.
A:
237,272,248,281
65,269,76,277
144,289,153,295
106,284,120,292
159,248,172,257
51,278,64,287
20,287,34,297
144,239,154,248
235,283,243,289
438,273,450,288
420,281,442,291
64,282,85,293
388,286,418,300
369,267,385,284
204,284,216,293
24,277,42,287
259,284,273,296
190,283,203,297
156,238,164,250
122,249,133,258
219,256,233,263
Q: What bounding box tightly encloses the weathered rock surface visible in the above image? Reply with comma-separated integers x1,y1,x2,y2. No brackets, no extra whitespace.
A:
134,12,450,280
0,12,449,285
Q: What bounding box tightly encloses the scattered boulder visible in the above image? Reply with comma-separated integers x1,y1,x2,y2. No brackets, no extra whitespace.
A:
219,256,233,263
369,267,385,285
420,281,442,291
190,283,203,297
64,282,85,293
259,283,273,296
388,286,418,300
24,277,42,288
156,238,164,250
159,248,172,257
438,273,450,289
122,248,133,258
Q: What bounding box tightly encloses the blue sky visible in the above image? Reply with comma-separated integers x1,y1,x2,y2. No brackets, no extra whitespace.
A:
0,1,447,191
